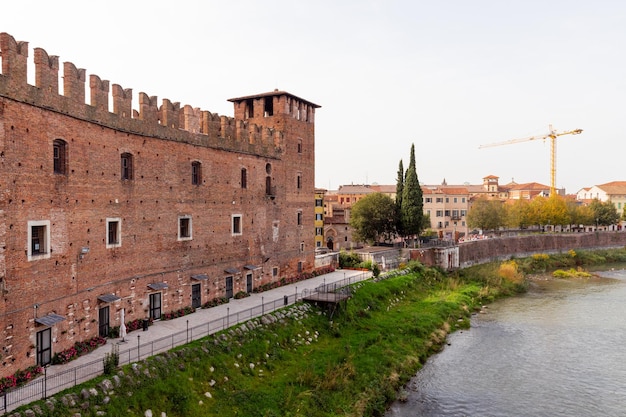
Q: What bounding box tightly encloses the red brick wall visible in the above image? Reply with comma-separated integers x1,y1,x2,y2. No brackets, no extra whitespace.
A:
0,32,318,376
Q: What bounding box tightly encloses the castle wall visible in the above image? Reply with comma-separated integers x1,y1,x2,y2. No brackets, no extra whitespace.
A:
0,32,318,376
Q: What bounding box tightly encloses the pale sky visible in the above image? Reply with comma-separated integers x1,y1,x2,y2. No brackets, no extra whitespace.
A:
2,1,624,194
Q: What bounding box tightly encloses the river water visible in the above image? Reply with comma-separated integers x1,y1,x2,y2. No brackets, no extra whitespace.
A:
386,268,626,417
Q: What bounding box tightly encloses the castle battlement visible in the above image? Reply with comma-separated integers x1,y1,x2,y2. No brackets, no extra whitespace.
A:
0,32,318,157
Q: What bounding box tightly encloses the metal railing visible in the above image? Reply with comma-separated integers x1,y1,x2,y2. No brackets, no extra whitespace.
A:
1,271,370,413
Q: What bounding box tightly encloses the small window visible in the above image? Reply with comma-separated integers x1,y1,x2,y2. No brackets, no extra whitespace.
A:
316,214,323,221
298,261,303,272
232,214,242,236
297,211,302,226
121,153,133,180
178,216,192,241
297,139,302,154
53,139,68,175
28,220,51,261
300,242,304,253
296,174,302,189
316,227,323,235
191,161,202,185
272,267,278,277
106,218,122,248
315,199,323,207
266,176,272,196
241,168,247,189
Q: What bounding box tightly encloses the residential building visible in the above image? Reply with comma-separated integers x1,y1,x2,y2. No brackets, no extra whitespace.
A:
577,181,626,216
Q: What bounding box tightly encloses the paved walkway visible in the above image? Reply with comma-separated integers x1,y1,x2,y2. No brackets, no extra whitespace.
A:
36,269,370,396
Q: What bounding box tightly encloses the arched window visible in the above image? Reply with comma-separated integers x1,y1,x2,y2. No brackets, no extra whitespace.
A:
53,139,68,175
121,153,133,180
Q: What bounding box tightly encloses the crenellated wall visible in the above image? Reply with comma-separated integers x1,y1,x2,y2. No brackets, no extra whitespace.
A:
0,32,285,157
0,31,320,378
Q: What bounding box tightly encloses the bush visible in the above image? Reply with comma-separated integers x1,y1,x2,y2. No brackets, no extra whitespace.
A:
339,250,361,268
162,306,196,321
203,297,229,308
0,365,44,393
103,344,119,375
234,291,250,299
52,336,107,365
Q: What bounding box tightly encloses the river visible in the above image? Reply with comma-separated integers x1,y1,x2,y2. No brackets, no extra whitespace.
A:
385,268,626,417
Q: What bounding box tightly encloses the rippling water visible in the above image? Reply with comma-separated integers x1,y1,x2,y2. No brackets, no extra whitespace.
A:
386,269,626,417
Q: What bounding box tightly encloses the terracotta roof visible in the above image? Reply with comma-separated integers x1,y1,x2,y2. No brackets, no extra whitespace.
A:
597,181,626,195
370,184,396,193
508,182,550,191
439,187,469,195
336,185,375,194
227,90,321,108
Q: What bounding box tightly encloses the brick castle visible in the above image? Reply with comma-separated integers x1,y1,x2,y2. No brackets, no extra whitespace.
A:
0,32,319,376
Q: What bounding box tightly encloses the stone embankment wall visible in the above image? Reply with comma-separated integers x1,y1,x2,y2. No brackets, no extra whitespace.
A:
457,232,626,268
406,232,626,270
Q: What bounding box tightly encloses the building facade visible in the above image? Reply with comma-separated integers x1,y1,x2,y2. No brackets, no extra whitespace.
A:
0,32,319,376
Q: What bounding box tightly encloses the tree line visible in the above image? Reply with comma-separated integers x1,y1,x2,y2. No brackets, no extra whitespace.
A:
467,195,621,233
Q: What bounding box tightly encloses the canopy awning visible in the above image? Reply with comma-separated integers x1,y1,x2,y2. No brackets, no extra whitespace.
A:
224,267,239,275
148,282,169,290
35,313,66,327
191,274,208,281
244,264,260,270
97,294,121,303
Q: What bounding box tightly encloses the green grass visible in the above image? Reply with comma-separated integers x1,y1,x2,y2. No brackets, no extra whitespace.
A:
25,248,626,416
24,268,502,417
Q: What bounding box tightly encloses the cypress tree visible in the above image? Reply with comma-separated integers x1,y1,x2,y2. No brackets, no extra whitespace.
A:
395,159,404,236
401,144,423,245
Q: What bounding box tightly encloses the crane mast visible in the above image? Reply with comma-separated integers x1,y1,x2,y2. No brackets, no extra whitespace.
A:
479,125,583,195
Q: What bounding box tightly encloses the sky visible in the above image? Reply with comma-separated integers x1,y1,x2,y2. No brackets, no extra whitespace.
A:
1,1,624,194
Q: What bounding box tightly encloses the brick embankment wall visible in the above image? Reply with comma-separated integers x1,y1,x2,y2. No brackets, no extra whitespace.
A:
458,232,626,268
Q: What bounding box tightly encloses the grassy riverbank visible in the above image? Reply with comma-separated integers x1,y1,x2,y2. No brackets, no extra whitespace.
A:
18,248,626,417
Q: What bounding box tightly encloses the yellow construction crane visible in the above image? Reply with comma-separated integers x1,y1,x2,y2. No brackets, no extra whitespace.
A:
479,124,583,195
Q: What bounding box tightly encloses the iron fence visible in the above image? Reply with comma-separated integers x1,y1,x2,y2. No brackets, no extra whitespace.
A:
1,271,370,413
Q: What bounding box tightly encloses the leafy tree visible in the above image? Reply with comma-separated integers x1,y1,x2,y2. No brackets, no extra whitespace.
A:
395,159,404,236
400,144,423,242
349,192,397,244
567,200,594,229
467,197,506,232
543,194,570,227
506,199,532,229
589,199,620,226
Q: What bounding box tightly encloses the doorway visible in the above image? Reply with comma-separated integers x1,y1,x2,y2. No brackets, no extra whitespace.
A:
149,293,162,320
36,328,52,366
98,306,110,338
225,276,233,299
191,284,201,309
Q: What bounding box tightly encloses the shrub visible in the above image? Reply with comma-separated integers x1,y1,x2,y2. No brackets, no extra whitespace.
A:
234,291,250,299
162,306,196,321
203,297,229,308
0,365,44,394
339,250,361,268
103,344,119,375
51,336,107,365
